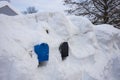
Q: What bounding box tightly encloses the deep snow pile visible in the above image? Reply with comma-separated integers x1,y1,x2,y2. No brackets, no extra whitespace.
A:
69,16,120,80
0,12,120,80
93,24,120,80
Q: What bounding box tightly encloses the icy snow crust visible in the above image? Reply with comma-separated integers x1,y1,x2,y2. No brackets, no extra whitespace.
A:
0,13,120,80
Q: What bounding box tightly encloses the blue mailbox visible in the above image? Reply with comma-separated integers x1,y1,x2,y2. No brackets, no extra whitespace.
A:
34,43,49,62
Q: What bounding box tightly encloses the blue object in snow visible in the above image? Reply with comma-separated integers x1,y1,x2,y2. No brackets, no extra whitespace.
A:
34,43,49,62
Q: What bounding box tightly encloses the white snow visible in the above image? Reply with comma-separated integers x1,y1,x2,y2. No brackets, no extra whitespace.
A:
69,16,98,59
0,12,120,80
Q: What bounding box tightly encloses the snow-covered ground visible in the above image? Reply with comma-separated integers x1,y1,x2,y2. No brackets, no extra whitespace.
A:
0,12,120,80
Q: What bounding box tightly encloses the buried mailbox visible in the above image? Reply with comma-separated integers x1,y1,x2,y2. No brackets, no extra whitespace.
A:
59,42,69,60
34,43,49,63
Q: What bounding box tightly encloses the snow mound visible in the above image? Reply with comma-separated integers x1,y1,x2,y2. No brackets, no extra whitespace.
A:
0,13,63,80
92,24,120,80
68,16,98,59
0,12,120,80
29,12,78,38
94,24,120,53
0,13,81,80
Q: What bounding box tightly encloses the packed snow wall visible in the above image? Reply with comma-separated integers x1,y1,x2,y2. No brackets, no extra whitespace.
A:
0,12,120,80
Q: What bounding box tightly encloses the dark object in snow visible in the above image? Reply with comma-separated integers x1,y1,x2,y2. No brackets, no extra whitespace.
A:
46,29,49,34
59,42,69,60
34,43,49,64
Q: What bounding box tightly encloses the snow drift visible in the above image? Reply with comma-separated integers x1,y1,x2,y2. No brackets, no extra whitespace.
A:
0,12,120,80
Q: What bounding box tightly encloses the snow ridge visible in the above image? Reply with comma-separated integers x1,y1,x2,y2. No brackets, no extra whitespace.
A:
0,12,120,80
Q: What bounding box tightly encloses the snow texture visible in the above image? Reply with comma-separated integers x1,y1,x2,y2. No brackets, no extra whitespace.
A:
0,12,120,80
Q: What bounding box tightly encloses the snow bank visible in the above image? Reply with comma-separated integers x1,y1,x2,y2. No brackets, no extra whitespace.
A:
92,24,120,80
32,12,78,38
0,12,120,80
69,16,98,59
94,24,120,52
0,13,80,80
0,13,63,80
